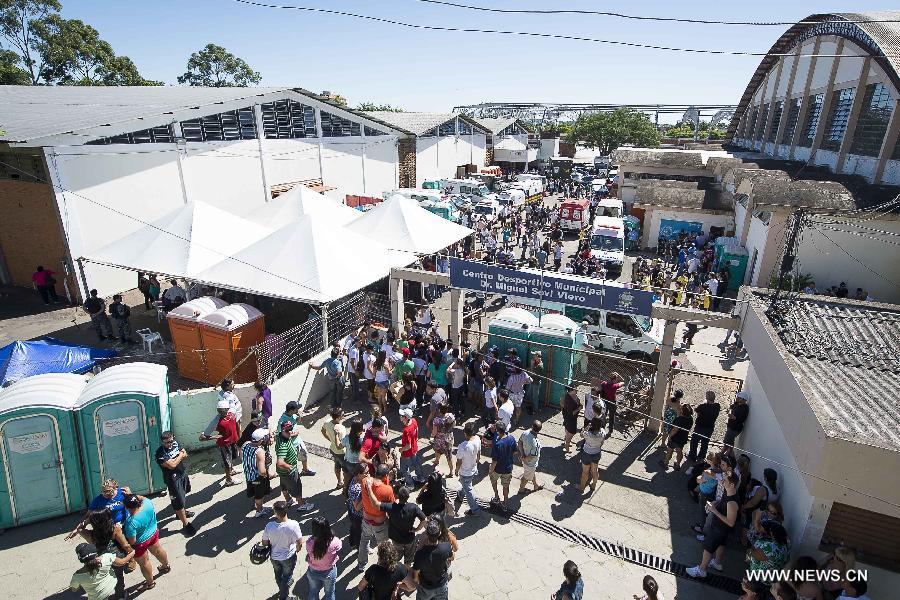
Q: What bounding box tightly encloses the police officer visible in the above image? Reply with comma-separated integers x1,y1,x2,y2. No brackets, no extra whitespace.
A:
82,289,113,341
108,294,132,344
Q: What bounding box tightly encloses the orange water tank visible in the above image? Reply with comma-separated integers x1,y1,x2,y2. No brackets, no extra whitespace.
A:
166,297,229,383
198,303,265,385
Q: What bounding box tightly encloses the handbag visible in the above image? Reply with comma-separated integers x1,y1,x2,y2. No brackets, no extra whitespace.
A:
444,491,457,518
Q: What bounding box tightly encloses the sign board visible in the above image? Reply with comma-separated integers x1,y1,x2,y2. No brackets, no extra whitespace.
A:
102,416,139,437
7,431,52,454
449,258,654,317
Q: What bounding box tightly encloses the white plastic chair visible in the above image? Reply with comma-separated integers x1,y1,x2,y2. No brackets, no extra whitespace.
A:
151,300,165,323
135,328,162,354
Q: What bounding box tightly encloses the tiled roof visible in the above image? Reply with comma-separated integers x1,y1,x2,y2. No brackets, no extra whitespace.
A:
633,181,706,209
762,294,900,451
363,111,455,136
473,117,517,134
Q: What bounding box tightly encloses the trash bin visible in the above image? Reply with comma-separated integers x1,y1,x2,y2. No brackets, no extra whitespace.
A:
529,314,578,407
74,363,170,498
167,296,229,383
0,373,88,528
488,307,538,365
198,303,265,385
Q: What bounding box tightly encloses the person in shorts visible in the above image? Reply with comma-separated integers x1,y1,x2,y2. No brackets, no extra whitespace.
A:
488,421,518,512
242,428,274,518
517,420,544,494
200,400,240,485
275,421,315,512
154,431,196,536
277,401,316,476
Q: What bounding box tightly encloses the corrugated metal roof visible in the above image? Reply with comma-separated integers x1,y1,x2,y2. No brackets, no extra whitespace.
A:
364,111,457,136
0,85,298,143
765,295,900,451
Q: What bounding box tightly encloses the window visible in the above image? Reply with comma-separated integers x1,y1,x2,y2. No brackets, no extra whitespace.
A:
260,99,316,139
438,119,456,136
849,83,894,157
743,107,758,139
320,111,361,137
364,125,388,136
821,87,855,151
87,124,174,145
499,122,526,136
798,93,824,147
422,127,438,137
457,119,472,135
755,103,769,141
180,107,256,142
606,313,640,338
780,98,803,144
0,152,45,182
767,101,783,142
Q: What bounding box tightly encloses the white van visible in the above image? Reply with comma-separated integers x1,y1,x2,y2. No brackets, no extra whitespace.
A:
596,197,623,218
589,216,626,275
471,197,501,223
383,188,443,204
515,173,546,194
440,178,492,200
497,188,526,208
504,282,662,362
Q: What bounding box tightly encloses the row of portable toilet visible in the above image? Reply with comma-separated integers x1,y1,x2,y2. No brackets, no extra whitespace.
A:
487,308,578,407
167,297,265,386
0,363,170,529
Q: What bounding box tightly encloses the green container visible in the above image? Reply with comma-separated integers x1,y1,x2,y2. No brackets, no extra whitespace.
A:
714,238,749,290
74,363,170,500
488,307,539,365
0,374,88,528
529,314,578,407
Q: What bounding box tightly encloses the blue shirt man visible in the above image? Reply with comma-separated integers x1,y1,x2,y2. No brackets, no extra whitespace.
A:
488,422,519,511
87,482,128,524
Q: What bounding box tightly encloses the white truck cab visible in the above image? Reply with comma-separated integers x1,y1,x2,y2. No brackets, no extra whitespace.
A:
589,216,626,275
471,197,501,223
441,178,492,200
515,173,546,194
596,197,624,218
497,188,526,208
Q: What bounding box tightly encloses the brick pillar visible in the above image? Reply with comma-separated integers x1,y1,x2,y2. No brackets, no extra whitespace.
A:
398,138,417,188
485,147,494,166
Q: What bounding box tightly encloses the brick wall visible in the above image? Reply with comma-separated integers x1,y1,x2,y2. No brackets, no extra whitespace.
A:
0,179,75,298
485,147,494,166
398,137,417,188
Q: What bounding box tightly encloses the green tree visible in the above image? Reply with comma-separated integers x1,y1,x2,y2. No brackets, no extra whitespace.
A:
0,47,29,83
178,43,261,87
567,108,660,154
31,16,157,85
356,102,404,112
0,0,61,84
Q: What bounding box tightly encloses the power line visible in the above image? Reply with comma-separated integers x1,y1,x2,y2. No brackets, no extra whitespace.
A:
413,1,900,27
810,225,900,291
230,0,891,58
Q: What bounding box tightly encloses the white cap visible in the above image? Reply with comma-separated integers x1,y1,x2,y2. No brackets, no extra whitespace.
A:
736,391,750,401
399,408,413,419
251,428,269,442
216,399,230,409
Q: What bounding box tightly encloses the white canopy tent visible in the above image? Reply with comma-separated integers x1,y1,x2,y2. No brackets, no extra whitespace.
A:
345,194,473,254
85,201,273,277
190,214,416,304
241,184,361,228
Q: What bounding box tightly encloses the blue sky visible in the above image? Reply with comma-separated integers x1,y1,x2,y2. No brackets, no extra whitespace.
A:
62,1,893,119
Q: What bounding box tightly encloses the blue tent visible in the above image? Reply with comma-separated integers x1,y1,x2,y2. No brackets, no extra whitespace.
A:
0,338,117,387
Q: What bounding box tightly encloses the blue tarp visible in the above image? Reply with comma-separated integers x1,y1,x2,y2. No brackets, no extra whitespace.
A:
0,338,117,387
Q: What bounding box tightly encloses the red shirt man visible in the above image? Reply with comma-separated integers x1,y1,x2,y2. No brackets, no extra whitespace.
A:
400,413,418,458
360,422,384,469
215,413,239,446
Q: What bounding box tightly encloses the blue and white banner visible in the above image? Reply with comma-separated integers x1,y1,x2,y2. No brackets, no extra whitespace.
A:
449,258,654,317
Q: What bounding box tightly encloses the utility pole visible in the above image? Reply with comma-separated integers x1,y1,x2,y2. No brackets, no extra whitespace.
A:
771,208,804,307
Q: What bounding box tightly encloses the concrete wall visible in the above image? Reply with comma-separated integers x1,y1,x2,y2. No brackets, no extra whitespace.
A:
171,349,333,451
414,134,486,186
739,363,816,552
640,208,733,248
796,215,900,303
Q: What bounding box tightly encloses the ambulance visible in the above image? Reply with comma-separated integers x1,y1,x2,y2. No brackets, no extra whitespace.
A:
589,216,626,275
559,198,591,232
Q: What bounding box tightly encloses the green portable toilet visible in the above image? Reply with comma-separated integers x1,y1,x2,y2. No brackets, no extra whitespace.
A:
0,373,88,529
488,307,538,364
715,239,750,290
74,363,170,500
529,314,578,407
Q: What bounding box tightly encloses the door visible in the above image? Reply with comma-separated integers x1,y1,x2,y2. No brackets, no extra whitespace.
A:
95,401,150,494
1,415,67,523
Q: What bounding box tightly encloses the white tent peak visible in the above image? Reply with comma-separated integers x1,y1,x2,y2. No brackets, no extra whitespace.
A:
242,184,360,228
345,194,473,254
191,214,416,304
85,201,272,277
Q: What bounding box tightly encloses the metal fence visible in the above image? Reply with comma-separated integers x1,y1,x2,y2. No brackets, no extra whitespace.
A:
255,291,391,382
